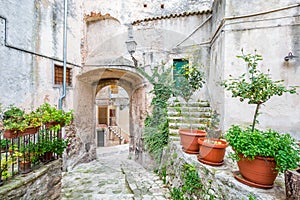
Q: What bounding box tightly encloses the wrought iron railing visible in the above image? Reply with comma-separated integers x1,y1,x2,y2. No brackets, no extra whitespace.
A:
0,125,64,186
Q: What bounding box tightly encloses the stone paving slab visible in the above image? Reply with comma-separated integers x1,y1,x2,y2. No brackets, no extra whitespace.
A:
62,144,170,200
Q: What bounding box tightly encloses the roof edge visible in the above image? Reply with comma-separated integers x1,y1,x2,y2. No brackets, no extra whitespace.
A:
132,9,212,25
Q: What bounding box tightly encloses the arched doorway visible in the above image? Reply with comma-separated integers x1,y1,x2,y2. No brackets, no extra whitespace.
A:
95,85,130,147
70,66,149,167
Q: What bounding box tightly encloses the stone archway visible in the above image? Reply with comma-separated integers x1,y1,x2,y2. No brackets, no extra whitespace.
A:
66,65,150,169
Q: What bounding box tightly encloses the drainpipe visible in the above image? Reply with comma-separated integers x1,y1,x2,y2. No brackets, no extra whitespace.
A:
59,0,68,110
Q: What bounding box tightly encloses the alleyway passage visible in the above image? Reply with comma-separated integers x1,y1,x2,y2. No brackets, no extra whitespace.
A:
62,144,170,200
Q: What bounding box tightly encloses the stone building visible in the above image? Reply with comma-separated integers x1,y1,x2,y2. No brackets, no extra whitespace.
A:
0,0,299,168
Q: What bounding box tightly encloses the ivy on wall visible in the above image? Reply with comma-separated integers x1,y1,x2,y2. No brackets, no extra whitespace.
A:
138,65,174,162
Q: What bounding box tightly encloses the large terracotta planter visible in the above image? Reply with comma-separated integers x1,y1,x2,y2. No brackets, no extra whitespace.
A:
235,155,278,188
3,127,39,139
197,138,228,166
179,129,206,154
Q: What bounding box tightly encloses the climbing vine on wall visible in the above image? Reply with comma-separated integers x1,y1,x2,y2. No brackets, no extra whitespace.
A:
170,163,214,200
138,64,174,162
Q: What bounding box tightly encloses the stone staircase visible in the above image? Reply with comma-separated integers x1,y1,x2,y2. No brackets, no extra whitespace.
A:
167,100,212,137
108,126,124,143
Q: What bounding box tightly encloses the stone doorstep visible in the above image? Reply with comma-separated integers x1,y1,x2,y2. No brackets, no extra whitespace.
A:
166,140,285,200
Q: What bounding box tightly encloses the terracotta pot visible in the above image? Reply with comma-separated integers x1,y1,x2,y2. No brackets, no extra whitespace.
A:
19,161,31,174
197,138,228,166
237,155,278,186
4,127,39,139
41,151,54,163
45,121,64,129
179,129,206,154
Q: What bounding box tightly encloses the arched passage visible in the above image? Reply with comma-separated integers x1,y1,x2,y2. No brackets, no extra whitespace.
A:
70,65,150,167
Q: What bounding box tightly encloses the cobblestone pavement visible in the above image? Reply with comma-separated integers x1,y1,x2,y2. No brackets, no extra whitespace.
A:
62,144,170,200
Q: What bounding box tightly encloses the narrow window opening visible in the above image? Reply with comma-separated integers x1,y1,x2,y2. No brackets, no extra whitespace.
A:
54,64,72,86
143,4,147,8
161,4,164,9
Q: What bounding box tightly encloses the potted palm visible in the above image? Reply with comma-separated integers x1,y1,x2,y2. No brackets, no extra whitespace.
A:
222,50,300,188
175,62,206,154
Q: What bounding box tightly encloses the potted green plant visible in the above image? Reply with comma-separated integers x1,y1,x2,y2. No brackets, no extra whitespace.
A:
197,110,229,166
2,106,41,138
36,103,73,130
0,149,21,184
175,62,207,154
222,50,300,188
0,140,11,152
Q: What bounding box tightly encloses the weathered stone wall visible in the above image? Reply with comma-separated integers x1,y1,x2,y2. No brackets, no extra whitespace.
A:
0,159,62,200
0,0,82,110
160,139,286,200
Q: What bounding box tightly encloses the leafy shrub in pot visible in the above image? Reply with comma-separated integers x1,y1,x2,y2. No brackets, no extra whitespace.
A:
222,50,300,187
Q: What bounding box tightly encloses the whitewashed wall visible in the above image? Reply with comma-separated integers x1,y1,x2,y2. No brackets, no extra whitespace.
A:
0,0,82,111
213,0,300,139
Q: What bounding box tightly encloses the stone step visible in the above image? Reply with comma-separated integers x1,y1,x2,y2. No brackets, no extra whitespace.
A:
167,106,211,113
169,122,206,130
168,101,210,108
167,111,211,118
168,116,211,124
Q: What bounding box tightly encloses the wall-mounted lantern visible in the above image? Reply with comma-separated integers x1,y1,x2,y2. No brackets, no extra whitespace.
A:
125,24,138,67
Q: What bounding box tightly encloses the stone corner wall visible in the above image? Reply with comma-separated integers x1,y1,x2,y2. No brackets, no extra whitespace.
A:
0,159,62,200
159,139,286,200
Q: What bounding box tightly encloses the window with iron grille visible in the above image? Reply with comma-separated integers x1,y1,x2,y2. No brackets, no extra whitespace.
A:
54,64,71,86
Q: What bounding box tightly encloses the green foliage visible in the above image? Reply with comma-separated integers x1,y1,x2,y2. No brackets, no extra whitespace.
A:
3,105,24,119
221,50,297,131
160,165,167,184
226,125,300,173
36,103,74,131
181,164,203,197
138,65,173,162
222,51,300,173
0,150,20,179
2,105,27,132
170,187,185,200
2,103,74,133
170,164,215,200
175,62,205,103
0,139,11,149
36,136,69,156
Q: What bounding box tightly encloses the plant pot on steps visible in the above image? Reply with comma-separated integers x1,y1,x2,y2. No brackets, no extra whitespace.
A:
234,154,278,188
179,129,206,154
197,138,228,166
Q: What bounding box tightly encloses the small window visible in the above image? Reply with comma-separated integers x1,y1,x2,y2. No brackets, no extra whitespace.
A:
143,4,147,8
54,64,72,86
161,4,164,9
